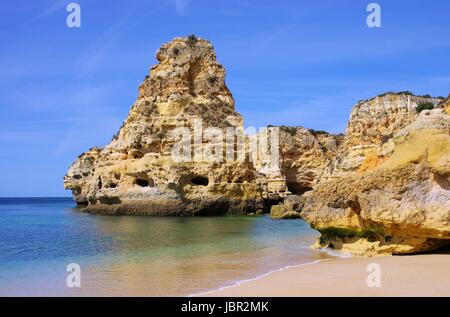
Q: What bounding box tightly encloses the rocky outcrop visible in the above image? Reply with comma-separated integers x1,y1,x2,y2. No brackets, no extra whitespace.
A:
323,93,442,180
64,36,449,255
439,94,450,115
64,36,265,215
344,93,442,147
253,127,344,220
254,126,342,198
301,108,450,255
277,127,341,194
270,194,305,219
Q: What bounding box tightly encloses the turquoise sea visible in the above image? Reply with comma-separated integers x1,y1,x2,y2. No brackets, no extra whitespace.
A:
0,198,335,296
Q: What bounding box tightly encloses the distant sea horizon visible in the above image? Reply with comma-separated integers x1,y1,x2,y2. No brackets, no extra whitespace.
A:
0,197,337,296
0,196,73,198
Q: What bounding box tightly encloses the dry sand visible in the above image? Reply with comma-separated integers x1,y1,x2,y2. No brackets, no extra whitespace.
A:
200,254,450,297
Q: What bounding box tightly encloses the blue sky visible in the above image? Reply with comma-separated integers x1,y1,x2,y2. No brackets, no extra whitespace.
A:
0,0,449,197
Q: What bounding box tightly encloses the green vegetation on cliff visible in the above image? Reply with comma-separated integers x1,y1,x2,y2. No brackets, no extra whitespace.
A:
416,102,435,113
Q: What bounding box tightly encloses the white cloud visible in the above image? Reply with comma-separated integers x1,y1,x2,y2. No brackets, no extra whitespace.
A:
37,0,68,19
174,0,191,15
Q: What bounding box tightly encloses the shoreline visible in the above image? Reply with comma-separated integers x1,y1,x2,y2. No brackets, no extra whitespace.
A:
188,259,329,297
189,247,351,297
198,254,450,297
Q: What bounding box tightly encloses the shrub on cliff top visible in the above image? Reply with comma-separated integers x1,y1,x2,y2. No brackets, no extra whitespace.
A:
360,91,440,104
187,34,198,45
376,91,413,99
280,126,298,136
416,102,435,113
309,129,329,136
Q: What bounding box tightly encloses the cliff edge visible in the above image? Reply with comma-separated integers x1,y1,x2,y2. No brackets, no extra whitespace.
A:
64,36,264,215
64,36,450,255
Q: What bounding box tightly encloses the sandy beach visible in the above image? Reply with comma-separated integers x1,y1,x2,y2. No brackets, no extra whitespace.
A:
201,254,450,297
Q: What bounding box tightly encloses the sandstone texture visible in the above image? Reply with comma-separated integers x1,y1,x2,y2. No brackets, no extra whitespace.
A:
254,126,342,199
64,36,450,255
439,94,450,115
64,37,265,215
301,106,450,255
277,127,341,194
270,195,304,219
323,93,442,180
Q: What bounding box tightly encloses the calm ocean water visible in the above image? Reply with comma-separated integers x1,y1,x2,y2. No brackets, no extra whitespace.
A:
0,197,334,296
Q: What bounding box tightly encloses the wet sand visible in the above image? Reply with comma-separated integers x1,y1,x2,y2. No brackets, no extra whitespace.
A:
201,254,450,297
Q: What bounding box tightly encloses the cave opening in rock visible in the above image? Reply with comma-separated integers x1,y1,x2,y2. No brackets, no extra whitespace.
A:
131,151,144,159
135,178,154,187
287,182,312,195
191,176,209,186
136,179,149,187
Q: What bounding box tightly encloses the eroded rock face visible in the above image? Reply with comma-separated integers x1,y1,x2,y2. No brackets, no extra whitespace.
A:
270,195,305,219
253,127,342,198
439,94,450,115
301,109,450,255
64,37,264,215
64,36,449,255
323,94,442,180
277,127,342,194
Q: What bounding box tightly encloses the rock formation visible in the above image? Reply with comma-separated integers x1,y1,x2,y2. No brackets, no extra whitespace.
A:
277,127,342,194
439,94,450,115
301,101,450,255
256,127,343,219
322,93,443,180
64,36,450,255
64,36,265,215
254,127,342,197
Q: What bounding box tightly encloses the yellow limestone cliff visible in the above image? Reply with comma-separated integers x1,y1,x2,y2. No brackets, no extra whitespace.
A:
301,107,450,255
64,37,450,255
64,36,265,215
